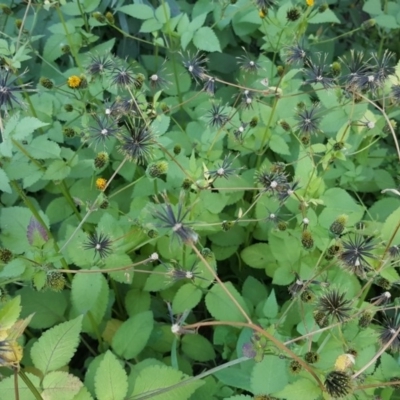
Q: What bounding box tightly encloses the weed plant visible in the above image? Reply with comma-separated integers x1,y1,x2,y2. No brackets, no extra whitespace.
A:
0,0,400,399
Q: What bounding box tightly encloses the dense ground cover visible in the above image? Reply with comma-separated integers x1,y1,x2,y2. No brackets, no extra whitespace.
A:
1,0,400,399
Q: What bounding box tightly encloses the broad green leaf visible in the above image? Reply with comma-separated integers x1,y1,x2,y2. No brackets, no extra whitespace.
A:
27,136,61,159
0,168,11,193
269,134,290,155
155,3,170,23
274,378,320,400
0,296,21,331
95,350,128,400
263,289,278,319
42,371,83,400
140,18,163,33
71,273,109,334
193,27,221,52
250,355,288,394
18,287,67,329
103,253,134,284
319,188,364,228
43,160,71,180
131,365,204,399
381,207,400,244
73,386,94,400
309,9,340,24
125,289,151,316
14,117,48,139
0,372,40,400
118,4,154,20
172,283,203,314
242,276,268,307
181,334,215,362
205,282,250,323
0,258,27,278
214,365,252,392
31,315,83,375
241,243,272,269
112,311,153,359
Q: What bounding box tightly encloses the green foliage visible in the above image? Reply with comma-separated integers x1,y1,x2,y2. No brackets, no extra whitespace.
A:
1,0,400,398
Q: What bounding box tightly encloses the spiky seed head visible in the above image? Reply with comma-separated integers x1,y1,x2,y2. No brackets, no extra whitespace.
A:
304,351,319,364
277,221,287,231
279,120,291,131
286,7,301,21
173,145,181,155
301,230,314,249
333,141,345,151
324,371,352,398
94,152,109,169
300,134,310,145
92,12,106,22
182,178,191,190
40,77,54,89
301,289,315,303
147,161,168,179
375,277,392,290
250,116,258,127
63,127,76,138
314,310,329,328
289,360,302,374
0,248,13,263
330,215,348,236
105,11,114,24
99,199,109,209
358,310,374,329
46,271,66,292
317,289,352,323
147,229,158,239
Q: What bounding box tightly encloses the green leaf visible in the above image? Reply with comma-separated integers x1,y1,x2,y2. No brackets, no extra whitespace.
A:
95,350,128,400
0,295,21,331
31,315,83,375
112,311,153,359
42,371,83,400
241,243,271,269
250,355,288,394
18,287,67,329
274,378,320,400
0,258,27,278
242,276,268,307
269,134,290,155
309,9,340,24
172,283,203,314
382,206,400,244
71,273,109,334
181,334,216,361
193,27,221,52
363,0,383,15
0,168,11,193
155,3,170,23
131,365,204,399
0,372,40,400
214,364,252,392
263,289,278,319
205,282,250,323
140,18,163,33
118,4,154,20
125,289,151,316
43,160,71,180
319,188,364,228
14,117,48,139
27,136,61,159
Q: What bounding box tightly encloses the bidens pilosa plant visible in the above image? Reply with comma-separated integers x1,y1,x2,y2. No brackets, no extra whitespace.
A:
0,0,400,399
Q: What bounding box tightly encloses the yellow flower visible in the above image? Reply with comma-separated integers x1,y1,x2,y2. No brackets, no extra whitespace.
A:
67,75,81,88
334,354,355,371
96,178,107,191
259,8,266,18
306,0,314,6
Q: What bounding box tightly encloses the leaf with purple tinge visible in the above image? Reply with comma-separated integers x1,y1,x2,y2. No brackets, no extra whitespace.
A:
27,217,48,247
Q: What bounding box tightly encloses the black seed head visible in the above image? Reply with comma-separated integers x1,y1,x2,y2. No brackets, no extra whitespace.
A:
325,371,352,398
317,289,352,323
83,232,113,259
304,351,319,364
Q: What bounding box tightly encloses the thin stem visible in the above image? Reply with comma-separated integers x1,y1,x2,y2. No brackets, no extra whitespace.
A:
18,370,43,400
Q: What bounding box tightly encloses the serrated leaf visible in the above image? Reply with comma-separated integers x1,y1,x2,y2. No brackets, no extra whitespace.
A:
118,4,154,19
31,315,82,375
241,243,270,269
0,258,27,278
112,311,153,359
18,287,67,329
274,378,320,400
94,350,128,400
0,168,11,193
27,136,61,159
381,207,400,244
205,282,250,322
172,283,203,314
193,27,221,52
42,371,83,400
14,117,48,140
155,3,170,23
0,372,40,400
269,134,290,155
0,296,21,331
43,160,71,180
250,355,288,394
181,334,215,361
131,365,204,399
